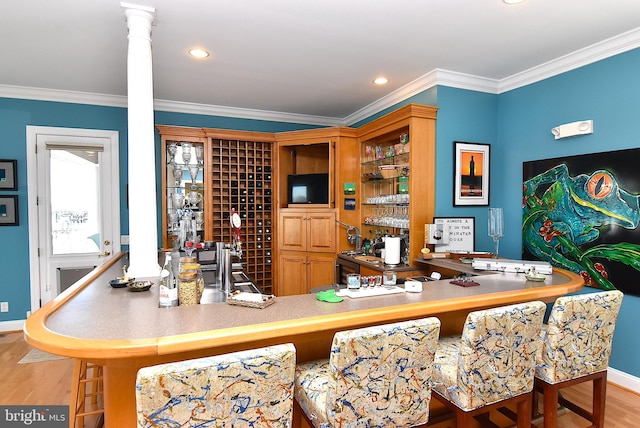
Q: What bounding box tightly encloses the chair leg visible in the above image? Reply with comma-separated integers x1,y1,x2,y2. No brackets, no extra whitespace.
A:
593,373,606,428
537,371,607,428
542,383,559,428
70,359,104,428
516,396,532,428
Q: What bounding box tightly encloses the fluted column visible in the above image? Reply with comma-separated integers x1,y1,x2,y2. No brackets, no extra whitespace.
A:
121,2,159,277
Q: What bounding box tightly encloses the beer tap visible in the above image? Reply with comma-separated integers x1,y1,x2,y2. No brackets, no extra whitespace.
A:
230,209,243,260
336,220,362,253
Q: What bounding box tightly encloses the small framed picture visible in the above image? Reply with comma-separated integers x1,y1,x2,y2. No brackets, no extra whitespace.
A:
0,159,17,190
453,142,490,206
433,217,475,252
0,195,19,226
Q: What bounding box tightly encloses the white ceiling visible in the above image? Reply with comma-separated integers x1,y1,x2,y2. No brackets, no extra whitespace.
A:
2,0,640,125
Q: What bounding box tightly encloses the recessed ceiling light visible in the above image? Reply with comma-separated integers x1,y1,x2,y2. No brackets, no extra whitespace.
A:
503,0,526,4
373,77,389,85
188,48,209,58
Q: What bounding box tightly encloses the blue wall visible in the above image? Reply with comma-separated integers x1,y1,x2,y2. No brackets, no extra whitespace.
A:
0,100,315,324
1,48,639,378
0,99,128,323
494,48,640,376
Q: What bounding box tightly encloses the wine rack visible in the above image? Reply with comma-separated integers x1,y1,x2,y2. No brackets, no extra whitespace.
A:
209,138,274,294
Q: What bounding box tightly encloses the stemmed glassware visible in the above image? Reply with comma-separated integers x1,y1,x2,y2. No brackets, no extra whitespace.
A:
195,145,204,165
172,165,183,186
167,209,178,230
188,166,200,188
167,143,177,164
488,207,504,259
181,143,192,165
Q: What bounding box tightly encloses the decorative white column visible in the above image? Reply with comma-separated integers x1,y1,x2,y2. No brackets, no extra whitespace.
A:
121,2,159,277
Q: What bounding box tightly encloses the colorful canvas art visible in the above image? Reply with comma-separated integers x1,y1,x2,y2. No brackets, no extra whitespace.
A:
523,148,640,295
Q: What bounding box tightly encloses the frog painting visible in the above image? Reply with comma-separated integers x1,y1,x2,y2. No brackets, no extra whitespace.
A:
523,148,640,294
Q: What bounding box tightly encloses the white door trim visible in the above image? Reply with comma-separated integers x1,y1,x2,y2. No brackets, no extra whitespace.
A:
26,126,120,311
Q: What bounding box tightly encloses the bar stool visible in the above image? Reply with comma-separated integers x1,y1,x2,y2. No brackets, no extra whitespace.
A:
534,290,623,428
294,317,441,427
69,360,104,428
135,343,296,427
430,301,546,428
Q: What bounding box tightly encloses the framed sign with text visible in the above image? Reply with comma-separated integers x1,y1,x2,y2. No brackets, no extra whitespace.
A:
433,217,475,252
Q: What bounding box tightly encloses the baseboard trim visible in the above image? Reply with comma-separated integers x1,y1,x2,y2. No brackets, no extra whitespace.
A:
0,319,25,334
608,367,640,394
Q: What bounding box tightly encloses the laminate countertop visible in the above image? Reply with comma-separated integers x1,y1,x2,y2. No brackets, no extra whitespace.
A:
24,251,583,428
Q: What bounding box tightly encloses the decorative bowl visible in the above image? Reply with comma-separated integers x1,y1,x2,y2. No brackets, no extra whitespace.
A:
110,277,134,288
525,273,546,282
127,280,153,292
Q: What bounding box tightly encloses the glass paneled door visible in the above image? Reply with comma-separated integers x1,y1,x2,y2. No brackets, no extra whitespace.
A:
28,127,120,307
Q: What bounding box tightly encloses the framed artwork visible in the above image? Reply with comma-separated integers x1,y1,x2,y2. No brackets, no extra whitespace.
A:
0,195,19,226
453,142,490,206
433,216,475,252
523,148,640,295
0,159,17,190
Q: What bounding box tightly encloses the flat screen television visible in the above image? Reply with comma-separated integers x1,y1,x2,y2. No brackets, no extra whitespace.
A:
287,173,329,205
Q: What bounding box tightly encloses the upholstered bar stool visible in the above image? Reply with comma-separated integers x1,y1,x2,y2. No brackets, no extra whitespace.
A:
294,317,441,427
534,290,623,428
430,301,546,428
135,343,296,427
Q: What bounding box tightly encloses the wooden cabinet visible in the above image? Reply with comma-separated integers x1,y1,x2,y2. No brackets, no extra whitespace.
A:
358,104,438,265
278,252,336,295
157,126,276,294
156,104,436,296
274,128,357,295
277,209,336,295
279,210,336,253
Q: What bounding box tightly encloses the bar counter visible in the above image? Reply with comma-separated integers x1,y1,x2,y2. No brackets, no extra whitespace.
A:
24,251,583,428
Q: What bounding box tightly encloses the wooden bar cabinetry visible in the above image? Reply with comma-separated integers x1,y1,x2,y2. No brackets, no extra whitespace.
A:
358,104,438,265
275,128,358,295
157,126,276,295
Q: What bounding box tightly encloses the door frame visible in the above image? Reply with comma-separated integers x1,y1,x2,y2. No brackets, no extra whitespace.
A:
26,126,121,311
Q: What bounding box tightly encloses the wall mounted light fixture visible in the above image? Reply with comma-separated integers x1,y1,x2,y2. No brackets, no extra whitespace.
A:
551,120,593,140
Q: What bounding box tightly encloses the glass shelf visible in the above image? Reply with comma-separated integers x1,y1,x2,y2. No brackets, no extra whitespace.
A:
360,151,409,166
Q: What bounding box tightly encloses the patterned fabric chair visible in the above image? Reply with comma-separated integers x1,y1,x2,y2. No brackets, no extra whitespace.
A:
135,343,296,428
294,317,441,427
534,290,623,428
431,301,546,428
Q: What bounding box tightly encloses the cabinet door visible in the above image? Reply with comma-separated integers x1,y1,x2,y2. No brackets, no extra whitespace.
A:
307,211,336,253
278,253,307,296
279,212,307,251
307,254,337,290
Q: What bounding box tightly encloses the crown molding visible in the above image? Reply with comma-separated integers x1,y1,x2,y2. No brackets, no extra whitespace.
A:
343,69,499,126
498,27,640,93
0,84,128,108
152,99,342,127
2,27,639,126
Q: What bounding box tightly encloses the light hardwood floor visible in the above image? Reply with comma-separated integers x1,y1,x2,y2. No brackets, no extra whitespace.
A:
2,331,639,427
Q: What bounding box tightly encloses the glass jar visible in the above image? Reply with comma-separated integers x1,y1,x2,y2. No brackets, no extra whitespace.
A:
178,271,199,306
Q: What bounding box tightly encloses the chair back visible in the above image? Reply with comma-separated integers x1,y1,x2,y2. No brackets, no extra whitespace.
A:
435,301,545,410
326,317,441,427
536,290,623,384
135,343,296,428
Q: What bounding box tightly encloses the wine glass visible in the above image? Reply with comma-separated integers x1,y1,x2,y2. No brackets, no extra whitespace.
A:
488,207,504,259
188,166,200,188
195,145,204,165
167,143,177,164
181,143,192,165
172,165,183,186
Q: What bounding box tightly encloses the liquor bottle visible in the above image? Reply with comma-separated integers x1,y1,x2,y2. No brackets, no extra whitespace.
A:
159,252,178,307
